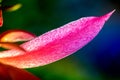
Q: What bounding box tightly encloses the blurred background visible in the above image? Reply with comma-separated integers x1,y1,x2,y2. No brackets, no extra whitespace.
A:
1,0,120,80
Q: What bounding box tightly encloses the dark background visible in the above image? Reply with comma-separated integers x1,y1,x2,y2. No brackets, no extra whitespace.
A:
1,0,120,80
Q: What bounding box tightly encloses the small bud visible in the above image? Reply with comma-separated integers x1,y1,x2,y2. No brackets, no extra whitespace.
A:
5,3,22,12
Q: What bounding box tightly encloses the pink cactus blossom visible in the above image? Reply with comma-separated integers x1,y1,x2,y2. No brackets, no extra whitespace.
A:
0,10,115,69
0,9,115,79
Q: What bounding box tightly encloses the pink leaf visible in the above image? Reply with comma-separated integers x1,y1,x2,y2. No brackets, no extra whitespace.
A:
0,10,115,68
0,29,36,42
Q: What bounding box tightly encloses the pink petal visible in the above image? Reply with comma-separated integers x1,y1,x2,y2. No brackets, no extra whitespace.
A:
0,63,40,80
0,10,3,27
0,42,25,51
0,29,36,42
0,10,115,68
